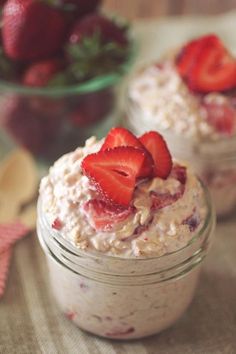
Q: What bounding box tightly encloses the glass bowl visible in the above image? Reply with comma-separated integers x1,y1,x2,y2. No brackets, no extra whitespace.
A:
0,46,135,162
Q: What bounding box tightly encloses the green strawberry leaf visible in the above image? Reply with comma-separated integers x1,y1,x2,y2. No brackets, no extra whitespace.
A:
65,31,130,83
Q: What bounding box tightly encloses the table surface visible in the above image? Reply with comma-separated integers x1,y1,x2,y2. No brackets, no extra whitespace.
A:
103,0,236,19
1,10,236,354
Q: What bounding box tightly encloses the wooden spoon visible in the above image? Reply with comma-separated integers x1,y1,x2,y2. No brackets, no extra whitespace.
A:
0,149,38,206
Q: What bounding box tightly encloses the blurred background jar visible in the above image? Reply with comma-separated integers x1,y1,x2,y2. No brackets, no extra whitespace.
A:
126,79,236,219
124,23,236,219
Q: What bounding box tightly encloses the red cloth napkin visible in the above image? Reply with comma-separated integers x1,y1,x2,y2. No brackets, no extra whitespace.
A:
0,222,29,298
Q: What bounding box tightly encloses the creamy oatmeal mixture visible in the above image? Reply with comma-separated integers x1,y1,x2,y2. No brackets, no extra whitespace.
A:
127,60,235,140
40,136,207,257
127,60,236,216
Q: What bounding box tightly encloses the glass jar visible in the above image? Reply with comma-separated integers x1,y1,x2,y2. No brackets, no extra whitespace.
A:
37,185,215,340
125,97,236,218
0,43,135,163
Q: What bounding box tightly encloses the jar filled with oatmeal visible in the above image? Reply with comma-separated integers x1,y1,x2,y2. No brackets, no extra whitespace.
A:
37,129,215,339
126,34,236,217
37,185,214,339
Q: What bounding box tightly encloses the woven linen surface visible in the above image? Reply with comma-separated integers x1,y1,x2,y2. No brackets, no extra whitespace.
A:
1,11,236,354
0,217,236,354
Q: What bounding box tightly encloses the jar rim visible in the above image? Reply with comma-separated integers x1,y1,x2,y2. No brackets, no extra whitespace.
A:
38,178,214,264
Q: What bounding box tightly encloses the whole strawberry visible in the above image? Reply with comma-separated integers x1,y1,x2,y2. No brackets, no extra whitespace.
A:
69,14,128,47
2,0,68,61
22,59,65,87
66,14,129,82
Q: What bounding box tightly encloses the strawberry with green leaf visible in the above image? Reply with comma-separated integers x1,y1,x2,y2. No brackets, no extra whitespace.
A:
65,14,129,82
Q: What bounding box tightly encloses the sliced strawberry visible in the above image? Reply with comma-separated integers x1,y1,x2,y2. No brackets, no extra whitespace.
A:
176,34,218,78
139,151,154,179
83,199,134,231
188,36,236,93
203,101,236,136
139,131,172,179
81,147,147,206
101,127,154,178
101,127,144,151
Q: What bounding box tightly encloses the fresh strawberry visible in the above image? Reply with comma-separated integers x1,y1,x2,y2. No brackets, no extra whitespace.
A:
101,127,154,178
176,34,236,93
68,14,128,47
203,100,236,135
101,127,144,151
22,59,64,87
176,34,216,78
2,0,68,61
81,147,147,206
139,131,173,179
66,14,129,81
188,37,236,93
83,199,133,231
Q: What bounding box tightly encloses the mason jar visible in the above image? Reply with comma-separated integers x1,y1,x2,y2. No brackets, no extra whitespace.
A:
37,185,215,340
125,96,236,218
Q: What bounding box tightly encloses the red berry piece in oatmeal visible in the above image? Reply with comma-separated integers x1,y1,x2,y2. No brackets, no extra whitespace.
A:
203,101,236,136
52,218,63,230
65,311,77,321
83,199,134,231
182,210,200,232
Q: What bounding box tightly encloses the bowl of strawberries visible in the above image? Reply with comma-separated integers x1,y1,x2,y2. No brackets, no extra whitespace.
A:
0,0,134,160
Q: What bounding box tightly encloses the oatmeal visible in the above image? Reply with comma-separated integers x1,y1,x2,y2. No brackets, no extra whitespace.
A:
40,136,207,257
